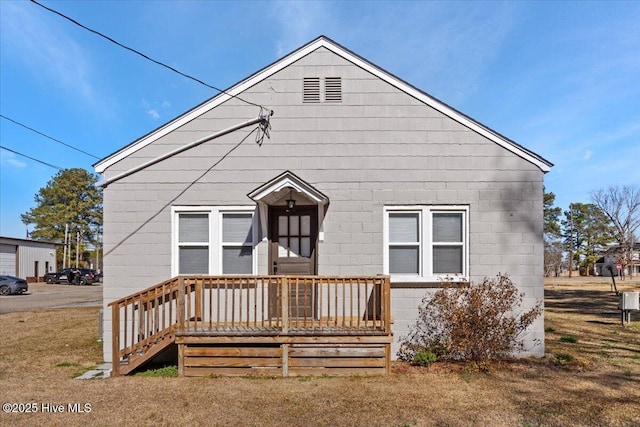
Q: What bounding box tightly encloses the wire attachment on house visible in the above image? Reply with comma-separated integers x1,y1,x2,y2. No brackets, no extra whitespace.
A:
256,109,273,147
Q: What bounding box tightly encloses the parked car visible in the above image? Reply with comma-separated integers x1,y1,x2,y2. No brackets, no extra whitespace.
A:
0,275,29,295
44,268,97,285
91,269,103,283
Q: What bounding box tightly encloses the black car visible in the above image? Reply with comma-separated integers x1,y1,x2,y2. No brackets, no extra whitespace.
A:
44,268,97,285
0,275,29,295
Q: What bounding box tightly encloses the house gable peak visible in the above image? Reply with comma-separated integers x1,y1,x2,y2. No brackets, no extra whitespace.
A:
94,36,552,174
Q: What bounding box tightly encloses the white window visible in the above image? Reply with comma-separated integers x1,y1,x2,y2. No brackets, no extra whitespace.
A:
384,206,468,282
172,207,256,276
178,213,210,274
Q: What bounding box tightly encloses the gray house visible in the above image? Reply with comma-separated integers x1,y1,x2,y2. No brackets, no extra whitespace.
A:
95,36,552,376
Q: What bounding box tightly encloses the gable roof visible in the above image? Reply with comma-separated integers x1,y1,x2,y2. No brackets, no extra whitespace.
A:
248,170,330,206
95,36,552,174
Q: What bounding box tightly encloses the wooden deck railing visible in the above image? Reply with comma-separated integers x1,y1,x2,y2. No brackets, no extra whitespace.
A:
109,275,391,375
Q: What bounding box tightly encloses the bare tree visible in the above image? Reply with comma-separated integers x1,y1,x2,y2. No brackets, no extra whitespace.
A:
591,185,640,277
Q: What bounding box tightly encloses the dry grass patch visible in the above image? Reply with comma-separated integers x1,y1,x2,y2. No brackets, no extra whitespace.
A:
1,279,639,427
0,307,102,382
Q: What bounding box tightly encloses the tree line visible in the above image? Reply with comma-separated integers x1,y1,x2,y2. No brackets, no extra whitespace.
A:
544,184,640,277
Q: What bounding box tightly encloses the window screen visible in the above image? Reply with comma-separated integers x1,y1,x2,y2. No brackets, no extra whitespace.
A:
179,246,208,275
389,212,420,274
222,212,253,274
433,213,462,242
179,214,208,242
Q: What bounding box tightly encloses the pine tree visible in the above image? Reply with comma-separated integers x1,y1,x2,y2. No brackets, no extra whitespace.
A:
21,168,103,267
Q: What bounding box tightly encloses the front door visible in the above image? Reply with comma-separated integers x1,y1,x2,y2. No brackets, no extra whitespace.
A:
269,206,318,318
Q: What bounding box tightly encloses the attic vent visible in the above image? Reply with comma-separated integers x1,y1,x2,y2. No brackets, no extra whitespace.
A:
324,77,342,102
303,77,321,103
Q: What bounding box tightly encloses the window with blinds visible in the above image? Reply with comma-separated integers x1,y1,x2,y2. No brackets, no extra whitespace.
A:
432,213,463,275
174,208,255,276
388,212,420,275
222,213,253,274
178,213,209,274
385,206,468,281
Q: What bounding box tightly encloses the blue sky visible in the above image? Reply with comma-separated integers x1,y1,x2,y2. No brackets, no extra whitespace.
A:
1,0,639,239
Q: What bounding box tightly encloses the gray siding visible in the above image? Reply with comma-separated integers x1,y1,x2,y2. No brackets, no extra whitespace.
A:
101,46,545,361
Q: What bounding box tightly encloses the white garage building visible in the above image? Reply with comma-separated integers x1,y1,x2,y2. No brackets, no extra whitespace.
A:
0,236,57,281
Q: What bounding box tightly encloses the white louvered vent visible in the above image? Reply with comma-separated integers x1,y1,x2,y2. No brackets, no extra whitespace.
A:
324,77,342,102
303,77,321,103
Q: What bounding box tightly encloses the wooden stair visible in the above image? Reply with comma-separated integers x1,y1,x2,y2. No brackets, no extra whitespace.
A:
116,332,176,376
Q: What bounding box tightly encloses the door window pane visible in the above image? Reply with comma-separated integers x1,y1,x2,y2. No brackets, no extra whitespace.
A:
289,237,300,257
278,216,288,236
301,215,311,235
278,238,288,257
389,246,419,274
222,246,252,274
433,246,463,274
223,213,252,243
179,246,208,274
289,216,299,235
433,213,462,242
301,237,311,257
179,214,208,242
389,213,419,242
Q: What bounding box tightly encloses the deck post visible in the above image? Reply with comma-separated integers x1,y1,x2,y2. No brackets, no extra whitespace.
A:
281,277,289,334
282,343,289,377
177,277,185,331
111,303,120,377
383,276,391,334
194,278,202,322
178,343,185,377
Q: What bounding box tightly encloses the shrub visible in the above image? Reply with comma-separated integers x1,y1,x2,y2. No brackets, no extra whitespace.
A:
412,350,437,367
560,335,578,343
134,365,179,377
398,274,542,365
553,353,575,366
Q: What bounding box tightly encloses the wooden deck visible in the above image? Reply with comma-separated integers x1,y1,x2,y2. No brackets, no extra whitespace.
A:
109,275,392,376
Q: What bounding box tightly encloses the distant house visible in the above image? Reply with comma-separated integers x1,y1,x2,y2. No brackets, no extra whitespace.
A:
95,36,552,376
595,243,640,277
0,236,57,281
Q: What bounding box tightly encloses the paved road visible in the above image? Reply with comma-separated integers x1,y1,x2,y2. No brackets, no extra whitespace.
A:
0,282,102,314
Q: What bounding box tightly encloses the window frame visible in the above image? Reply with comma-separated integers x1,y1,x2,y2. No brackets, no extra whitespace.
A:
172,206,257,276
383,205,469,283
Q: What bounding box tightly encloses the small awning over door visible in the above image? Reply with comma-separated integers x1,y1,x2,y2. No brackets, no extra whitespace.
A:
247,170,329,208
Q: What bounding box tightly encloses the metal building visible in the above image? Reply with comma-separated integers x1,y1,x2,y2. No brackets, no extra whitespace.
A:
0,236,57,281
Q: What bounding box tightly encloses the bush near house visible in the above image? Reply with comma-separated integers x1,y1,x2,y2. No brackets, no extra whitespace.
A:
398,274,542,365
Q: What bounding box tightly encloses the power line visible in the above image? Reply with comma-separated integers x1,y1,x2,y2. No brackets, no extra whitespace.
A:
30,0,266,110
0,114,100,159
0,145,63,170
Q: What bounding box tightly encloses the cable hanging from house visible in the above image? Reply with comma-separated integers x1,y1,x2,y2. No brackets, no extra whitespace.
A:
0,114,100,159
30,0,268,111
0,145,63,170
255,107,272,147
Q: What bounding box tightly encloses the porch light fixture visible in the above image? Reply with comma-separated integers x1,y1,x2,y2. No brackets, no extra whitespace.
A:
285,187,296,213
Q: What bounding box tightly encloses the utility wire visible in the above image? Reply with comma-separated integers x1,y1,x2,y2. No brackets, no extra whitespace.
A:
0,145,63,170
30,0,266,110
0,114,100,159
